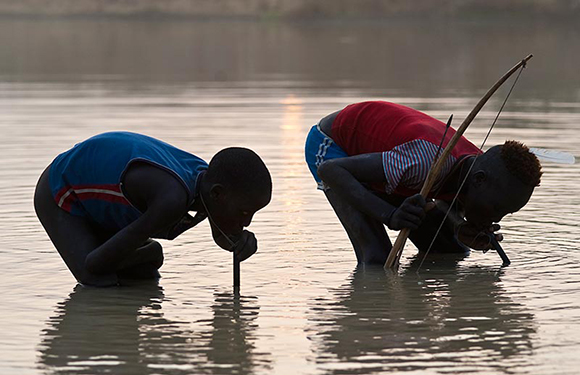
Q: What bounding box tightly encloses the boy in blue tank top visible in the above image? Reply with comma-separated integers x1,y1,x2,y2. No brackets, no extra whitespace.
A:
34,132,272,287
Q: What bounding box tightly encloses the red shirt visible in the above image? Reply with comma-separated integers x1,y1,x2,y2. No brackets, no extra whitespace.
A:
332,101,482,197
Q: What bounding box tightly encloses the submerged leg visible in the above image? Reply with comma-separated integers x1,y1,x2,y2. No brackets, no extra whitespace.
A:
324,189,392,264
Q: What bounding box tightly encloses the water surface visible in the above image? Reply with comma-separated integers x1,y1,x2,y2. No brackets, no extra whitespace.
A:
0,18,579,375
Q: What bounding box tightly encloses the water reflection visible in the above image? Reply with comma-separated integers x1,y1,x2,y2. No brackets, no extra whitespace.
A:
199,293,272,374
308,258,536,374
38,284,270,375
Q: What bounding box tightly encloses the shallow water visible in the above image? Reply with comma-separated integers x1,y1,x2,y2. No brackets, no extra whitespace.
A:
0,19,579,375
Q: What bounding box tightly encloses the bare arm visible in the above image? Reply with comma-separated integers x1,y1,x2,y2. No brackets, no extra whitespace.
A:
318,153,434,230
85,165,188,274
159,211,207,240
318,153,395,224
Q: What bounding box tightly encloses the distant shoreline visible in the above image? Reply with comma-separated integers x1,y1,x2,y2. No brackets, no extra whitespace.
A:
0,0,578,20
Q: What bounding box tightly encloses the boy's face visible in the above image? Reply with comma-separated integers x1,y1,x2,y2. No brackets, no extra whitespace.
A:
209,188,271,238
463,172,533,230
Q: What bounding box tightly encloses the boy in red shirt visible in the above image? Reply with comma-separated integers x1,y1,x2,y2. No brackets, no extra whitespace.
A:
305,101,542,264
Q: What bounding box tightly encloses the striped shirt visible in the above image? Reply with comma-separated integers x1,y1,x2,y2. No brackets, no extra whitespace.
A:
382,139,456,195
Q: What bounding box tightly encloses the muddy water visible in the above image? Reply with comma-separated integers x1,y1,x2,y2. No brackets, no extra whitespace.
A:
0,19,579,374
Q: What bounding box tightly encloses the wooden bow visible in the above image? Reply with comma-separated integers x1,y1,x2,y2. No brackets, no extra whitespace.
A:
384,54,533,270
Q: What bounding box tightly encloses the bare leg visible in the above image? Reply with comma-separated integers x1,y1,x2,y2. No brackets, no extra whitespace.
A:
34,166,118,287
325,187,468,264
324,189,392,264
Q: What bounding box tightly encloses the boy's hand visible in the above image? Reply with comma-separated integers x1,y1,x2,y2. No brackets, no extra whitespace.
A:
457,222,503,250
387,194,436,230
231,230,257,261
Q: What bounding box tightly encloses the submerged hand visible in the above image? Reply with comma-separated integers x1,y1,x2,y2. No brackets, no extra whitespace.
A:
457,222,503,250
387,194,436,230
231,230,257,262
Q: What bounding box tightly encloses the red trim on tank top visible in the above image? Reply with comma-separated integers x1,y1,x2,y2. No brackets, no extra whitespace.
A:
54,183,130,212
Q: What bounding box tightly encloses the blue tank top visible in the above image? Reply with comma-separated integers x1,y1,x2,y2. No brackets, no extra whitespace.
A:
49,132,208,234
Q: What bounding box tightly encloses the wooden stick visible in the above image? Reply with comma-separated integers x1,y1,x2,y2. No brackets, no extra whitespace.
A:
488,233,510,266
233,252,240,288
384,54,533,270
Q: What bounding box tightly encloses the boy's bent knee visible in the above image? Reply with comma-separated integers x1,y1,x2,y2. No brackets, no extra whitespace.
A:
140,239,164,269
85,252,111,275
117,263,161,281
114,240,164,280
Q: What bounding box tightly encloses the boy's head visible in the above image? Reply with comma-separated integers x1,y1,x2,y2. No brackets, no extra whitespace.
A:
203,147,272,236
463,141,542,229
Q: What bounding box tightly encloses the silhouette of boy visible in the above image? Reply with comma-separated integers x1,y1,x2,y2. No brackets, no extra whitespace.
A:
35,132,272,286
305,101,542,264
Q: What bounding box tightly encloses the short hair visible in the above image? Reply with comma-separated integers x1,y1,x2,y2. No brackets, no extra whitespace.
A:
500,140,542,187
206,147,272,198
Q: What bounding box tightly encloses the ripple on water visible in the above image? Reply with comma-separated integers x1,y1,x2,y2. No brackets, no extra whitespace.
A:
0,77,579,374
